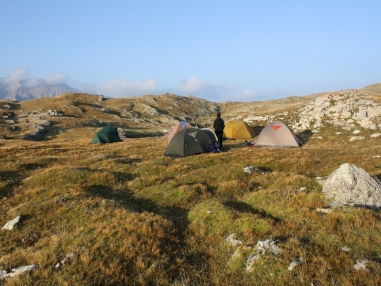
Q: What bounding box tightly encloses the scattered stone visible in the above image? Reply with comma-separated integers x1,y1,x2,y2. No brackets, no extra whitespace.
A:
225,233,243,247
354,259,369,271
288,257,303,271
315,208,332,214
255,239,281,255
55,253,75,269
232,248,243,260
246,254,261,272
62,253,74,265
231,245,253,262
370,133,381,138
117,127,128,141
342,246,351,252
373,155,381,159
47,110,62,116
0,270,7,279
322,163,381,208
0,265,39,279
298,187,307,192
1,216,21,230
349,136,365,142
244,166,254,174
90,119,103,126
353,130,361,134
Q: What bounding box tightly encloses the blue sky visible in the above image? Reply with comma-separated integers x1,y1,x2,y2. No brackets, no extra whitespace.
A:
1,0,380,102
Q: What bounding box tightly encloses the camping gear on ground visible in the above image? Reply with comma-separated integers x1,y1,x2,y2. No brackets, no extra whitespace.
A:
254,120,300,147
167,121,192,143
164,127,211,157
242,140,255,147
223,120,255,139
90,125,122,144
200,128,220,152
208,141,221,153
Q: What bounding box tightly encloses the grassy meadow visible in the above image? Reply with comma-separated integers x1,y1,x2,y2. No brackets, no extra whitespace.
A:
1,121,381,285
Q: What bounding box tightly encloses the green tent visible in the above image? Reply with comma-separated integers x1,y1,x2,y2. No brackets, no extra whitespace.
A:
164,128,211,157
90,125,122,144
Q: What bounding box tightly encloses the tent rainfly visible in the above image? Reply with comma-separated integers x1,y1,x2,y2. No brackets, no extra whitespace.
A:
164,128,211,157
254,120,300,147
167,121,192,143
90,125,122,144
224,120,255,139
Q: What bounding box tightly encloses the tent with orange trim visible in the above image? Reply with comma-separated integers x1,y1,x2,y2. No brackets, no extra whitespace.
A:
254,120,300,147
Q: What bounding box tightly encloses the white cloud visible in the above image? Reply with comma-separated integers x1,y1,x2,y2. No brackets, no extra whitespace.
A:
232,89,258,101
1,69,69,88
179,77,205,94
243,89,256,97
45,72,69,85
100,79,158,97
24,78,41,87
0,68,30,84
178,77,234,102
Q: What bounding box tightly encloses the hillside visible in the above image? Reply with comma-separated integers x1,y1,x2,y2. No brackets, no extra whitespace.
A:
1,83,381,142
1,84,381,285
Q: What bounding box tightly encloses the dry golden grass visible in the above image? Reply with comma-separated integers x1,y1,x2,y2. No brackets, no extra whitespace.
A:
1,92,381,285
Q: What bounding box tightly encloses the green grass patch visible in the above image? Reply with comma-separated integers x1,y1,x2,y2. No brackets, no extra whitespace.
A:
23,167,117,189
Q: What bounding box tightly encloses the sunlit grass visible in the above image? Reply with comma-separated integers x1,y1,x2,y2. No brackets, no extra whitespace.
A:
1,121,381,285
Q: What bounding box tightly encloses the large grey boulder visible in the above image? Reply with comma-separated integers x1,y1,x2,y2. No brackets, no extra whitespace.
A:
322,163,381,208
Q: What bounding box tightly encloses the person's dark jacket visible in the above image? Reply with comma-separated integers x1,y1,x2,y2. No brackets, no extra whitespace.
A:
213,117,225,131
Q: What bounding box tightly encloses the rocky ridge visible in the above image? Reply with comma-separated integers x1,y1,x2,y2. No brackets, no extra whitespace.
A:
0,84,380,140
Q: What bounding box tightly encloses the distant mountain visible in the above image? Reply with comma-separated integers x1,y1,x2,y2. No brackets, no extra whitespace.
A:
0,78,78,101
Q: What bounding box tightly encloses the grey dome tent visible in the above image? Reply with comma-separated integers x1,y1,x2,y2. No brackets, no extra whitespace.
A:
90,125,122,144
254,120,300,147
200,128,218,142
164,128,211,157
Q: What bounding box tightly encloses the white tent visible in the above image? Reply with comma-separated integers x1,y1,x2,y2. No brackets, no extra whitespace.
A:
255,120,300,147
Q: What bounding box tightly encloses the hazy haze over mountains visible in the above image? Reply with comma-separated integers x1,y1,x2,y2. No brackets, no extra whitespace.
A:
0,77,79,101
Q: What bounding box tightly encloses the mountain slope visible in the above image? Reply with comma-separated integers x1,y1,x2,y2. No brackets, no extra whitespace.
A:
0,78,78,101
0,83,380,141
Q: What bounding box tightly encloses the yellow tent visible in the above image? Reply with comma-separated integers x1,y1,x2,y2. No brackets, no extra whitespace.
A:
223,120,255,139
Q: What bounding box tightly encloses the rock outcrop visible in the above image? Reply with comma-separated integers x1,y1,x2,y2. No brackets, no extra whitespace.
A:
322,163,381,208
293,91,381,131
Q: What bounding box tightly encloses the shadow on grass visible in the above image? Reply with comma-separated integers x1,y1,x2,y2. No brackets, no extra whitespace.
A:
253,125,265,136
353,204,381,211
18,163,46,171
0,171,25,199
114,157,142,164
86,185,189,230
85,185,209,282
221,125,264,151
223,200,281,223
296,129,314,145
42,125,70,141
222,139,252,151
126,130,166,138
256,166,273,173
